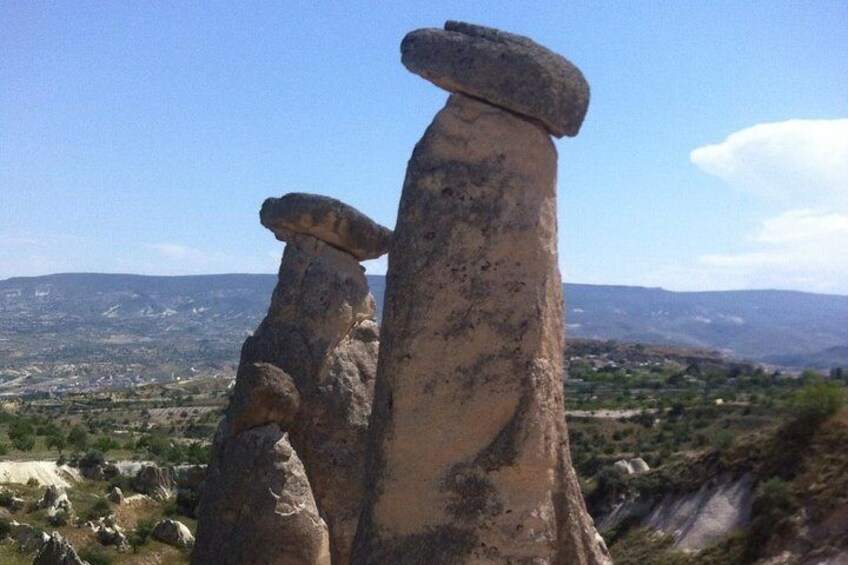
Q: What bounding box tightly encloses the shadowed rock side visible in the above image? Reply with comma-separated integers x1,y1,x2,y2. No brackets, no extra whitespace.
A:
194,194,388,565
240,232,380,565
353,93,610,564
193,420,331,565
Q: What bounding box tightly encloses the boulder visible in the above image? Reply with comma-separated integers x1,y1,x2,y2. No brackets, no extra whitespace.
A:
401,21,590,137
192,423,330,565
9,521,49,552
260,193,392,260
630,457,650,474
133,465,175,501
614,460,635,475
174,465,206,490
152,518,195,550
32,531,86,565
227,362,300,437
36,485,73,518
96,524,129,551
107,486,124,504
353,87,608,562
8,495,25,511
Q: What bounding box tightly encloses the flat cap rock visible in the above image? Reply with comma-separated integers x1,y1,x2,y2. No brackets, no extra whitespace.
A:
260,193,392,261
401,21,590,138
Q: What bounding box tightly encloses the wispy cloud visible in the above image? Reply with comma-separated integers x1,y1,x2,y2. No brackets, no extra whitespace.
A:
651,119,848,294
148,242,207,263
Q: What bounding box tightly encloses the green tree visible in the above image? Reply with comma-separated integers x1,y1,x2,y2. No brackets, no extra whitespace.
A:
94,436,119,454
11,433,35,452
46,432,67,454
68,426,89,451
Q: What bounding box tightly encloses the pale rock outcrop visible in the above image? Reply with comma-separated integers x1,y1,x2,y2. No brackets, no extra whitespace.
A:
33,531,86,565
133,465,174,501
353,22,608,565
630,457,650,474
152,518,195,549
107,486,124,504
192,423,330,565
194,194,388,565
95,522,129,551
36,485,73,518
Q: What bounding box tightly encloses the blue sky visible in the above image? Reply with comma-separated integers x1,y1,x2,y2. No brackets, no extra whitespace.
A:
2,2,847,294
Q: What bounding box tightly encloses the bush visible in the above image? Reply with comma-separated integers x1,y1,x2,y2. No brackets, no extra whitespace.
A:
11,433,36,452
94,436,120,454
68,426,89,452
745,477,795,561
49,509,70,527
790,380,844,426
0,442,8,456
79,546,114,565
129,518,155,553
26,477,39,487
0,517,10,539
83,498,113,522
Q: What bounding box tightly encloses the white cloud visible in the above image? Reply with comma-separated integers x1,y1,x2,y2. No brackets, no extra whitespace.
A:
670,119,848,294
646,209,848,294
690,118,848,206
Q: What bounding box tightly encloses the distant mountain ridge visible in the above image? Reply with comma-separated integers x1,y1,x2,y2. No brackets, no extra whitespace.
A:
2,273,846,370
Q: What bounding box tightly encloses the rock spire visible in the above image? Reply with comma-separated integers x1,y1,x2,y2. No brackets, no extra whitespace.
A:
193,194,390,565
353,22,610,564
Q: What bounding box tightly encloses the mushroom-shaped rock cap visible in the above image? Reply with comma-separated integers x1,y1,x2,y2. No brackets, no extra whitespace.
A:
401,21,590,138
260,193,392,261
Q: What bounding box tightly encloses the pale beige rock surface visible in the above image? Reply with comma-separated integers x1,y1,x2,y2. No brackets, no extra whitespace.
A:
192,422,331,565
353,94,609,564
240,232,381,565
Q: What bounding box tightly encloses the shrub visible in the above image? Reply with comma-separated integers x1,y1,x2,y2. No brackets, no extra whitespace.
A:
68,426,89,451
26,477,39,487
12,433,36,452
745,477,795,561
129,518,155,553
0,442,8,456
94,436,120,454
83,498,113,522
79,546,114,565
0,517,10,539
49,509,70,526
790,380,844,426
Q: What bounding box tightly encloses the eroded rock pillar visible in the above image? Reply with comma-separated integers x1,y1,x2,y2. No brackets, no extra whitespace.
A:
194,193,390,565
354,22,610,564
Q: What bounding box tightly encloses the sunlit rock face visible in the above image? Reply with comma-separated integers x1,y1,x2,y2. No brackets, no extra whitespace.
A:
353,22,609,565
194,194,389,565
